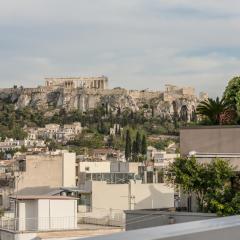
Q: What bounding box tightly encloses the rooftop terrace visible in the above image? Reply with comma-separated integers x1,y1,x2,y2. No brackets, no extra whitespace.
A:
83,215,240,240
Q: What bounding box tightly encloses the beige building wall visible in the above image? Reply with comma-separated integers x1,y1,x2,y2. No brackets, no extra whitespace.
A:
90,181,174,211
62,152,76,187
180,126,240,156
79,161,111,173
17,154,63,191
132,183,174,209
17,152,76,191
128,163,142,175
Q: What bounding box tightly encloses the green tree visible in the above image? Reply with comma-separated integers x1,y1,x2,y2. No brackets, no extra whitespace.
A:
166,157,238,215
135,131,141,154
125,129,132,161
150,139,171,151
107,135,114,148
132,140,138,161
196,97,232,125
68,133,104,149
97,119,108,134
12,126,27,140
223,76,240,112
141,134,147,155
47,140,58,151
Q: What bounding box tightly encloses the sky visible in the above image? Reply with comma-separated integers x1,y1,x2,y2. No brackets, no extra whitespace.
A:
0,0,240,97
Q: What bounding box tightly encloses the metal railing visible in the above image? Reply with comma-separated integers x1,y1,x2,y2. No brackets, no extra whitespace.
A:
0,209,124,233
0,216,78,232
78,208,125,227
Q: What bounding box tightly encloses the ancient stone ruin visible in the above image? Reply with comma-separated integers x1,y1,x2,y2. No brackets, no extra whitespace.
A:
0,76,208,122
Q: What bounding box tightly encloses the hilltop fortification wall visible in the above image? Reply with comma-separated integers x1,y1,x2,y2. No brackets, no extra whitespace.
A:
0,82,207,122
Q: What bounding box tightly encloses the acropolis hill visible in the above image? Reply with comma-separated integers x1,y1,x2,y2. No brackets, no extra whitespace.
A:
0,76,208,121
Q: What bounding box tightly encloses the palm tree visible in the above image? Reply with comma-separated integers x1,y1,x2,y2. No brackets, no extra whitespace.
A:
196,97,233,125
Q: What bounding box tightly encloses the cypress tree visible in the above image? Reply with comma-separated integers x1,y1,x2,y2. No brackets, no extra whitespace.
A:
125,129,132,161
118,125,121,135
105,103,108,115
132,140,137,161
135,131,141,154
141,134,147,155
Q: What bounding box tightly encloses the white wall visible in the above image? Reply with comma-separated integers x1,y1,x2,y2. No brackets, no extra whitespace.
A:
132,184,174,209
18,202,26,231
90,181,174,211
18,200,38,231
18,199,77,231
38,199,77,230
37,199,50,230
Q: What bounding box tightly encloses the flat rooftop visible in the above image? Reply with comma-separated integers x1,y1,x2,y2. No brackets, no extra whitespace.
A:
10,195,78,200
83,215,240,240
180,125,240,129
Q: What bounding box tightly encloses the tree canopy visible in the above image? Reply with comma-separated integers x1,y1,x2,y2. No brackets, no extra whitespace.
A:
196,97,237,125
223,76,240,114
167,157,240,216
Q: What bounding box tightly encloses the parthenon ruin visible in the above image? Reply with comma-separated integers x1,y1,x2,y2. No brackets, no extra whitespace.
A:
45,76,108,89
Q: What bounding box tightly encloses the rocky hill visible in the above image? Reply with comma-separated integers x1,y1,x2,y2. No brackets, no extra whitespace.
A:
0,85,206,122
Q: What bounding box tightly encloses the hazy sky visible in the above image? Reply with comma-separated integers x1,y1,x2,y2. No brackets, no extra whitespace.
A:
0,0,240,97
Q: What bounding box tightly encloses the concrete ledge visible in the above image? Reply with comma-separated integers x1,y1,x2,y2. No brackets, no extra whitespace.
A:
82,215,240,240
180,125,240,129
124,210,217,231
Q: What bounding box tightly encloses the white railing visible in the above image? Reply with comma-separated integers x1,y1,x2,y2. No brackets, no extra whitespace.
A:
0,216,77,232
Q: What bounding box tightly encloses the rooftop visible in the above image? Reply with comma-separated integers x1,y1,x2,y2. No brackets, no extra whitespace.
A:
10,195,78,200
83,215,240,240
192,152,240,158
180,125,240,129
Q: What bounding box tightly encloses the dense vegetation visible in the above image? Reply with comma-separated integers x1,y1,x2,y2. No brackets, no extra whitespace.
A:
0,99,180,155
196,76,240,125
167,157,240,216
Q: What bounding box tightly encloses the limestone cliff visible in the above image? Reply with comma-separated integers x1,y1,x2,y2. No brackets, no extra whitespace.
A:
0,85,204,122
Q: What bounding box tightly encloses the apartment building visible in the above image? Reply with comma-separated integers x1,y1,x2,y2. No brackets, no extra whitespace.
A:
0,150,76,209
17,151,76,191
180,126,240,169
27,122,82,143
